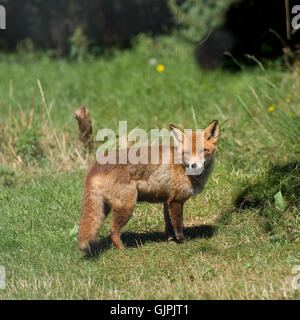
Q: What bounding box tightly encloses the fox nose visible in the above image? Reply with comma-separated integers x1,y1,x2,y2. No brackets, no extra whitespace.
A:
191,163,197,169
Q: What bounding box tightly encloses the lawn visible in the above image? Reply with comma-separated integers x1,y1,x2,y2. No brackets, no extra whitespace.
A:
0,36,299,299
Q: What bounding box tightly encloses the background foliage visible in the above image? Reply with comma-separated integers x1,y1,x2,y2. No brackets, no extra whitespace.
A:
1,0,299,65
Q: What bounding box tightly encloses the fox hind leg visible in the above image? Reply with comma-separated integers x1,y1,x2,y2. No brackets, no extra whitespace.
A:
110,208,134,249
109,186,137,249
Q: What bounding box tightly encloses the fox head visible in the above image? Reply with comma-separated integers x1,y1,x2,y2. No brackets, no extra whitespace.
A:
170,120,219,176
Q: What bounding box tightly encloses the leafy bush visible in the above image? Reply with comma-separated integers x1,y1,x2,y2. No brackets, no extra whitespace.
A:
168,0,235,43
69,27,90,61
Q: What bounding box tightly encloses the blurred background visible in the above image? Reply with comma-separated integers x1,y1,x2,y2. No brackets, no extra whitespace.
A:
0,0,299,68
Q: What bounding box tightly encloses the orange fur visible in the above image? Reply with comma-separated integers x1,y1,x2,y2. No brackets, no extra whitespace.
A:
78,120,219,252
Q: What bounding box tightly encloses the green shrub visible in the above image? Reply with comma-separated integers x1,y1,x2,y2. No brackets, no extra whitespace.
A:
168,0,236,43
69,27,90,61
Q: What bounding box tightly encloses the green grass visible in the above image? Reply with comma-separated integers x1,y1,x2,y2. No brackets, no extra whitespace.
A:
0,35,299,299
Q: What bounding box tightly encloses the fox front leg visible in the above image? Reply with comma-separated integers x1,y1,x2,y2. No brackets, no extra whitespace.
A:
163,202,176,241
167,201,185,243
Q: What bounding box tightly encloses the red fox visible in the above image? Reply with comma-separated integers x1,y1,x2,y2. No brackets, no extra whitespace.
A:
78,120,219,252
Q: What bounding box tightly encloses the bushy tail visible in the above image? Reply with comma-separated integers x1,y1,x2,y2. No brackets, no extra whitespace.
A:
78,190,107,252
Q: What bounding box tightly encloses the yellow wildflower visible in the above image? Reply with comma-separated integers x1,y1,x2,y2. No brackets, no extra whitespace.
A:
157,64,165,72
268,105,275,112
287,111,294,117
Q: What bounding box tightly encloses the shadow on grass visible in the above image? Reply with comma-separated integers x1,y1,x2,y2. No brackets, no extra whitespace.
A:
83,224,215,259
218,161,299,226
235,161,299,210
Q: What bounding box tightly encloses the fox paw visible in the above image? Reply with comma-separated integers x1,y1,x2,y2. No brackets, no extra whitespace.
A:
176,233,185,243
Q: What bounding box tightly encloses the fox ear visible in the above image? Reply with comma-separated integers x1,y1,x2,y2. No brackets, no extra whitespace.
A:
170,124,184,144
204,120,219,143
